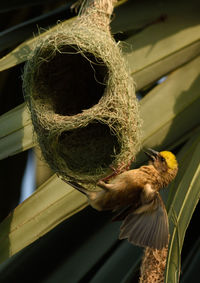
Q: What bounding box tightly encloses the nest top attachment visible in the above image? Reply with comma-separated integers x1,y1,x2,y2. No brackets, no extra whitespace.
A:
23,0,141,185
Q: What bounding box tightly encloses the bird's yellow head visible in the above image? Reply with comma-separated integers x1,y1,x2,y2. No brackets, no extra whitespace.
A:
144,148,178,185
144,148,178,176
160,151,178,170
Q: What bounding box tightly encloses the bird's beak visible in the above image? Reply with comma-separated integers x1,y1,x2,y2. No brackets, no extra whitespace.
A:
144,148,159,161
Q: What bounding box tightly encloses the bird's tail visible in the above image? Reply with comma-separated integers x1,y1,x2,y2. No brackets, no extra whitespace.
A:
63,180,91,196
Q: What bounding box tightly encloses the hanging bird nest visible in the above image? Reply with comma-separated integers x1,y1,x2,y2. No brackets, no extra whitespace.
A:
23,0,141,186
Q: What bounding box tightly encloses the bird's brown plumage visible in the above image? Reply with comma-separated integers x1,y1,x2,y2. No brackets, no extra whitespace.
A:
65,149,178,249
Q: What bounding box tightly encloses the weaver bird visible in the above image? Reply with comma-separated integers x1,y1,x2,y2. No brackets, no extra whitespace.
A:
65,149,178,249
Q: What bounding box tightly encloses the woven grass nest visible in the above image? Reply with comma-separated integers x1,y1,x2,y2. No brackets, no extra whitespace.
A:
23,0,141,186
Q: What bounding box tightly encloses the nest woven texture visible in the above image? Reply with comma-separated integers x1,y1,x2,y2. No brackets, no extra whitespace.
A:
140,246,168,283
23,0,141,184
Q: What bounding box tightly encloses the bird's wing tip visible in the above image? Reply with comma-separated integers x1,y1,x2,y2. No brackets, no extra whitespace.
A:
119,195,169,250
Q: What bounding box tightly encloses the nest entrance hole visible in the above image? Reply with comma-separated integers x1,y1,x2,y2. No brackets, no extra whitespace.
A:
36,45,108,116
58,122,120,175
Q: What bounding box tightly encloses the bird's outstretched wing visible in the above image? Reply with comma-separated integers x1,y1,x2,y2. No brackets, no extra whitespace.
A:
119,194,169,249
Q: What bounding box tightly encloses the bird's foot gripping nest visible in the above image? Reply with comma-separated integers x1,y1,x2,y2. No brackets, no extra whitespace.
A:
100,157,134,183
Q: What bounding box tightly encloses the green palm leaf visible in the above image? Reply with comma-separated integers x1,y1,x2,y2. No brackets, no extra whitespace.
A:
165,130,200,283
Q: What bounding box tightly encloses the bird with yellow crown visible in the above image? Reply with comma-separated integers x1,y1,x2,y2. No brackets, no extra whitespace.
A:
65,148,178,250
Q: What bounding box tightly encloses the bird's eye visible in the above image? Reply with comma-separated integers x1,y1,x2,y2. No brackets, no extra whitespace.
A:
160,156,165,162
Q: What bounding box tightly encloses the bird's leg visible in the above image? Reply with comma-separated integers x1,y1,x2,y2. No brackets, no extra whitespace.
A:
123,156,134,171
100,166,120,183
100,157,134,183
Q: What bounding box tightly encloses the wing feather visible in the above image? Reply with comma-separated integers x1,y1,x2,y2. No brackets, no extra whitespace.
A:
119,194,169,249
